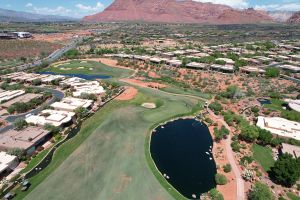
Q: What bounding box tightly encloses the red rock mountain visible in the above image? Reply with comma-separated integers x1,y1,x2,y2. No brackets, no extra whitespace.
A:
287,12,300,23
83,0,272,24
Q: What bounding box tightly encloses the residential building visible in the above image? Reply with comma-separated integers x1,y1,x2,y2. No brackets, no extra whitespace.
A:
0,127,51,155
25,109,75,127
51,97,93,112
257,116,300,140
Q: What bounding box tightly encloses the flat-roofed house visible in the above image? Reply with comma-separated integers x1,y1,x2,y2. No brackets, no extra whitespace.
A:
0,152,18,176
240,66,266,74
284,99,300,113
51,97,93,112
25,109,75,127
279,65,300,73
216,58,235,65
166,59,182,67
257,116,300,140
289,55,300,61
281,143,300,159
1,93,43,109
0,90,25,103
0,127,51,155
186,62,207,70
210,64,234,73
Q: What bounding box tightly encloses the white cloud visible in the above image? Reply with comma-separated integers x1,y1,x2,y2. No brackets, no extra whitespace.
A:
25,3,33,8
254,3,300,11
75,2,104,13
193,0,249,9
27,4,72,16
25,2,104,18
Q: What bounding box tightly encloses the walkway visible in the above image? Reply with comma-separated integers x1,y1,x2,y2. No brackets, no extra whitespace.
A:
208,109,245,200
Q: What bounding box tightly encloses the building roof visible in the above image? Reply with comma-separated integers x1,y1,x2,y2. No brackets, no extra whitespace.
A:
0,152,17,173
257,116,300,140
0,127,50,151
282,143,300,158
1,93,42,108
26,109,75,127
284,99,300,113
51,97,93,111
0,90,25,102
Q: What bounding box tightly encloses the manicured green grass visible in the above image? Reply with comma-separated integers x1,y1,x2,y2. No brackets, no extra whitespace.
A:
252,144,275,172
20,87,201,200
287,192,300,200
41,60,133,79
264,99,300,122
21,149,50,174
161,86,211,99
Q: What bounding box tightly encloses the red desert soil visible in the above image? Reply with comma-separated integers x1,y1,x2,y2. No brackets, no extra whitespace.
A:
148,71,161,78
121,78,167,89
116,86,138,101
209,121,237,200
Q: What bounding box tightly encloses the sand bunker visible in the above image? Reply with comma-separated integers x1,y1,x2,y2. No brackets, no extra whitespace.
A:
142,103,157,109
116,87,138,101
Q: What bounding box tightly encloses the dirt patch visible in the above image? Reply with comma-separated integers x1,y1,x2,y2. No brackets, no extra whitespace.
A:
121,78,166,89
116,87,138,101
148,71,161,78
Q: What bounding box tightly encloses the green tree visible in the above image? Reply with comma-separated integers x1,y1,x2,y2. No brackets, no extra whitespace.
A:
258,128,273,145
240,125,259,142
223,164,232,173
75,107,89,119
44,124,61,135
248,182,274,200
209,102,223,112
13,119,28,131
265,67,280,78
209,188,224,200
7,148,24,159
270,153,300,187
215,173,227,185
32,79,42,86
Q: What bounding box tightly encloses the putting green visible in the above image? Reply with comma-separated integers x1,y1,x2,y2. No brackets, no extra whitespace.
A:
23,88,202,200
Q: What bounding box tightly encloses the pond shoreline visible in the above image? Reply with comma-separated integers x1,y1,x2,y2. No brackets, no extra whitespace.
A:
147,116,217,200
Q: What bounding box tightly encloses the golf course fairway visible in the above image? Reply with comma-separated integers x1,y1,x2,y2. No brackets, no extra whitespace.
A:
22,87,203,200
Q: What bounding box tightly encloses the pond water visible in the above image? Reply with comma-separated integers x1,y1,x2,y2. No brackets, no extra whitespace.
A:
38,72,111,80
150,118,216,199
257,98,271,105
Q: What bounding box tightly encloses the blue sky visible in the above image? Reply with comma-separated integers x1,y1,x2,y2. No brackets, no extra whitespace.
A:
1,0,300,18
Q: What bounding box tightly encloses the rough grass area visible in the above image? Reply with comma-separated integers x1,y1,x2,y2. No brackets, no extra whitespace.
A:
0,40,61,60
21,87,202,200
21,149,50,174
287,192,300,200
264,99,300,122
43,60,132,79
252,144,275,172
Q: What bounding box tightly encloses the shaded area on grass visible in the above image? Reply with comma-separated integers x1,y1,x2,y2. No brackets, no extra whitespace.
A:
252,144,275,172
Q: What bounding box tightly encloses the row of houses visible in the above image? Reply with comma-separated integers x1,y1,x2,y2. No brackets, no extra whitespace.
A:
0,32,32,40
0,72,106,179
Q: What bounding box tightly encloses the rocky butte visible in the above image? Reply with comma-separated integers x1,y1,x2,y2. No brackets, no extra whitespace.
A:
83,0,273,24
287,12,300,23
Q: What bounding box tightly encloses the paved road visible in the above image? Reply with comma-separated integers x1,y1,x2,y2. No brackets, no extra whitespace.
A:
0,87,64,133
